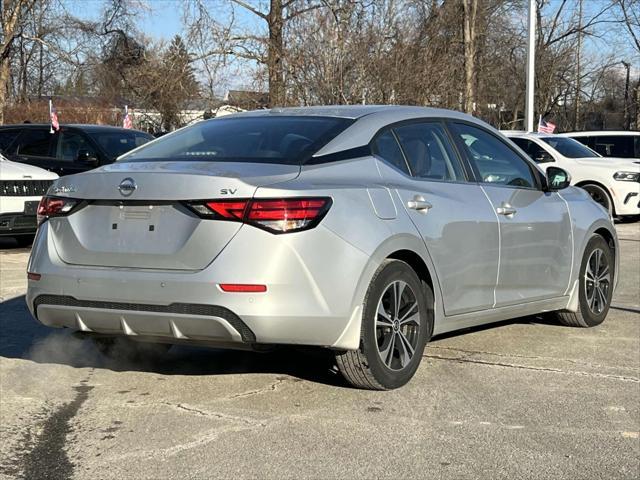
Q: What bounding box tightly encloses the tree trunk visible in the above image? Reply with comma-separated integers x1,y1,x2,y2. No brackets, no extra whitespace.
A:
267,0,284,107
2,0,37,123
462,0,478,114
0,58,11,124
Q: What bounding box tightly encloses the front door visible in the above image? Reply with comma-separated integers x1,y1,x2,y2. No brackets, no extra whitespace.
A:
449,122,573,306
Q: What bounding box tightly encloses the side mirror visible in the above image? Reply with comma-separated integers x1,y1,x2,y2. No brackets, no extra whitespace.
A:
545,166,571,191
535,151,554,163
77,150,99,166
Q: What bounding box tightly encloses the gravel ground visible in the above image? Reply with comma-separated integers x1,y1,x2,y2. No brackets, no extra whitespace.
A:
0,222,638,480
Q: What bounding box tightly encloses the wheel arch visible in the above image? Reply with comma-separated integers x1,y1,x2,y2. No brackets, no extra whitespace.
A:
331,233,444,350
575,180,616,215
566,219,619,312
387,249,435,299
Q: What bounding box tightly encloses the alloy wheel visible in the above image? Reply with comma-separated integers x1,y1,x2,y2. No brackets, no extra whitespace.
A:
375,280,421,371
584,248,611,315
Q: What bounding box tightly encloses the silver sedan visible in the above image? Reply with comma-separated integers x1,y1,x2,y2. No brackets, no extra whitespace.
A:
27,106,618,390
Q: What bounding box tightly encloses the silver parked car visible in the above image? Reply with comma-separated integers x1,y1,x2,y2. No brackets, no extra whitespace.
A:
27,106,618,390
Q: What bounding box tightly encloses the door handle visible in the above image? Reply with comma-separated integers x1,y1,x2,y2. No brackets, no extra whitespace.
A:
496,205,517,216
407,196,432,212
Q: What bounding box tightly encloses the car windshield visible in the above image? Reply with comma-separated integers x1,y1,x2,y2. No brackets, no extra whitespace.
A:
119,116,354,165
88,131,153,159
541,137,600,159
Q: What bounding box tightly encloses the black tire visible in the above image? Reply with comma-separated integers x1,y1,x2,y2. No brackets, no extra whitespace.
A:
335,259,433,390
555,235,614,327
14,235,35,247
581,184,614,216
92,337,171,361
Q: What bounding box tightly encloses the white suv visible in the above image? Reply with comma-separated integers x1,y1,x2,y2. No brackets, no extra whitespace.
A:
504,132,640,218
0,153,58,244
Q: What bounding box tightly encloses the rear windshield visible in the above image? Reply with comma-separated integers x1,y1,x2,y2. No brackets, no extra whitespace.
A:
89,131,153,158
541,137,599,159
119,116,354,165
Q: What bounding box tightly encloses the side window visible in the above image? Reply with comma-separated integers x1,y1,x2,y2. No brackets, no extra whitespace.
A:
510,138,553,164
58,131,97,162
394,122,466,181
452,123,537,189
0,130,20,152
594,136,633,158
15,129,54,157
372,130,410,175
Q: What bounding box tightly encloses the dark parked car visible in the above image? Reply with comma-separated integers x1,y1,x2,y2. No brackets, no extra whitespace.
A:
560,131,640,159
0,124,153,176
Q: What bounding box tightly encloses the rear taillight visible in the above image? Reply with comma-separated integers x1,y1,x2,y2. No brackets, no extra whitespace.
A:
37,196,80,225
186,197,332,234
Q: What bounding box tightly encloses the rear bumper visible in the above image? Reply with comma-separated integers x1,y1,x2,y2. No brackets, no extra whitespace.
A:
26,221,371,349
34,295,255,344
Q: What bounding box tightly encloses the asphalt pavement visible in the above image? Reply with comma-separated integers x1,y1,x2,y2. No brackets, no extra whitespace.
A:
0,222,638,479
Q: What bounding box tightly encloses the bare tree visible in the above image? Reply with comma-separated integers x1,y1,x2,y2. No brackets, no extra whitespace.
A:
1,0,38,123
187,0,329,106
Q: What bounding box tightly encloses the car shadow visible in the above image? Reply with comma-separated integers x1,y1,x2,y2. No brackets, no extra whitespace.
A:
430,313,555,343
1,295,555,386
0,295,348,387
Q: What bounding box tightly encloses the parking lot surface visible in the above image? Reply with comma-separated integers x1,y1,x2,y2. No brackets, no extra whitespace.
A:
1,223,638,480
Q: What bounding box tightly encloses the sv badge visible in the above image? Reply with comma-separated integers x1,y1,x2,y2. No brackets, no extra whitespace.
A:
220,188,237,195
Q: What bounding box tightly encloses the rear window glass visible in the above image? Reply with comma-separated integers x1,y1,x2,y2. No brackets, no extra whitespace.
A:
15,128,54,157
120,116,354,165
0,130,20,152
589,136,636,158
89,131,152,159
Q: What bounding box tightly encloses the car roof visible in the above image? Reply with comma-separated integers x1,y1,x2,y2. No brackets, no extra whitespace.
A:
501,131,555,139
220,105,490,156
231,104,473,121
560,131,640,137
0,124,150,134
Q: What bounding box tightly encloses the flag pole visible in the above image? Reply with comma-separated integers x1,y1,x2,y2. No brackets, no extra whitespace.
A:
49,98,54,134
525,0,536,132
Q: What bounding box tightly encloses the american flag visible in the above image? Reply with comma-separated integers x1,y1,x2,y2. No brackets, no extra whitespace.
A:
537,116,556,134
123,105,133,129
49,99,59,133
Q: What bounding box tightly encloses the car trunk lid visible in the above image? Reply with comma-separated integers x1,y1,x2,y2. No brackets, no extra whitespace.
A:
49,161,299,270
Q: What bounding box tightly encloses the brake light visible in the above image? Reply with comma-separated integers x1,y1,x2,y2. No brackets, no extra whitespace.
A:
219,284,267,293
187,197,331,234
27,272,41,281
37,196,79,224
205,200,248,219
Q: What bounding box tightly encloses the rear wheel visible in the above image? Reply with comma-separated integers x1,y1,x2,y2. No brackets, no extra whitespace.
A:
14,235,35,247
581,183,614,216
92,337,171,361
555,234,614,327
336,259,432,390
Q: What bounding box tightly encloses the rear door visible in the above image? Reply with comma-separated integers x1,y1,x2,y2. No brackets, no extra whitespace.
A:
450,122,573,306
11,127,64,175
374,121,500,316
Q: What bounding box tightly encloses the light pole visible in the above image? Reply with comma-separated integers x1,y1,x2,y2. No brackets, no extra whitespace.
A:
525,0,536,132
